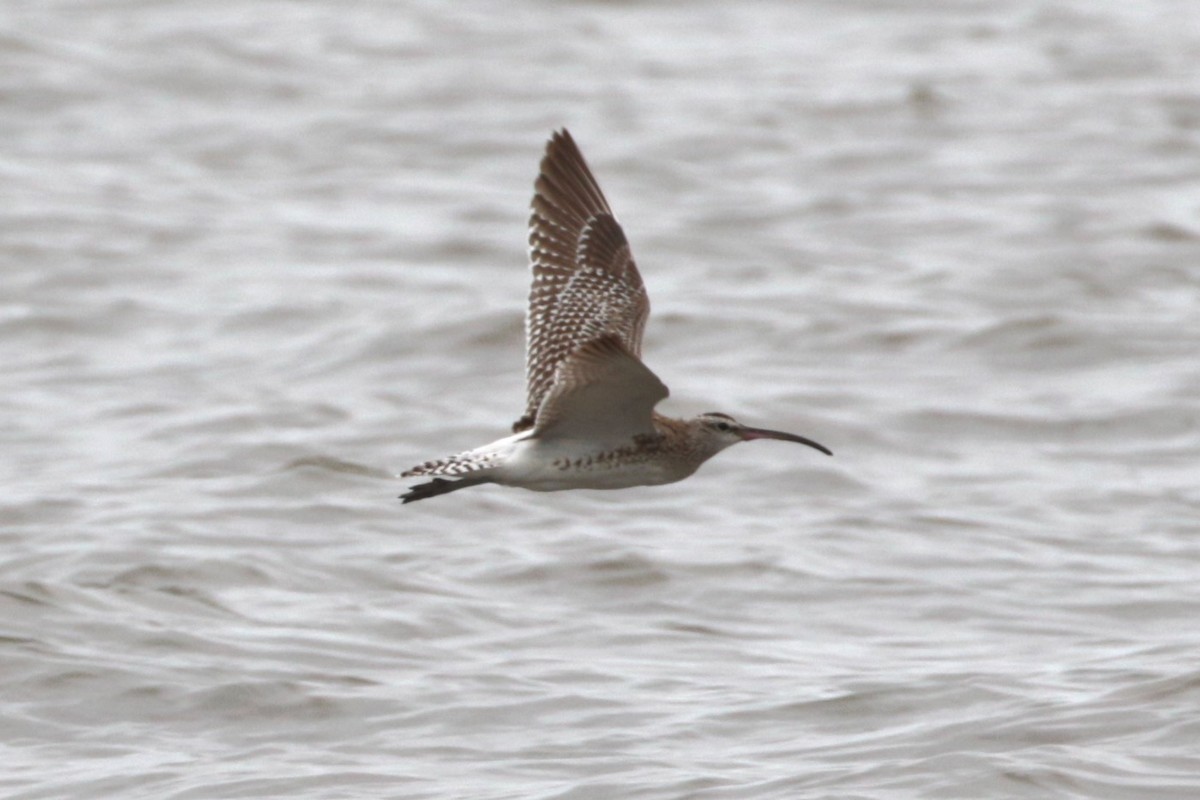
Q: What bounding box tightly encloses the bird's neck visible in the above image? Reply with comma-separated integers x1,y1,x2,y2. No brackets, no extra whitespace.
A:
652,414,724,462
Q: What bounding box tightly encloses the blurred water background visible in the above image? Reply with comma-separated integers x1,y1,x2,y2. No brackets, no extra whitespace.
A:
4,1,1200,798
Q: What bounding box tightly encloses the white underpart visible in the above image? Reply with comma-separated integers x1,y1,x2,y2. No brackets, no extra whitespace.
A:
480,433,692,492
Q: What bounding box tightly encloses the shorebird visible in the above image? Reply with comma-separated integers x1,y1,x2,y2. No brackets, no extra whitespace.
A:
400,129,831,504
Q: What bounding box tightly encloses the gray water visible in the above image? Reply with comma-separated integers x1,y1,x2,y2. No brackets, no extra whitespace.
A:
4,1,1200,798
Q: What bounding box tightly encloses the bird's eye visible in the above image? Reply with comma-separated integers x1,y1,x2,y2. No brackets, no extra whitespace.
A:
715,422,731,432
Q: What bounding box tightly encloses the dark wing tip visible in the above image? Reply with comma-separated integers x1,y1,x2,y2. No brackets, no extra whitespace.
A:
535,129,611,220
543,128,583,171
550,127,575,147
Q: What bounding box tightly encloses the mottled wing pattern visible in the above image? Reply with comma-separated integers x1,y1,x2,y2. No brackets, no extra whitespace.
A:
532,334,667,442
516,129,652,432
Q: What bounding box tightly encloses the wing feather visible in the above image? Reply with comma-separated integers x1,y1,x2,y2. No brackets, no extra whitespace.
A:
532,334,667,442
517,129,652,432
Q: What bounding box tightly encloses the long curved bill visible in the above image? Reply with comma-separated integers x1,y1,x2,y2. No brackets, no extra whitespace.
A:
740,427,833,456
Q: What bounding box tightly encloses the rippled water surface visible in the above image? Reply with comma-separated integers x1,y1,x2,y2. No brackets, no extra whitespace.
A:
4,1,1200,798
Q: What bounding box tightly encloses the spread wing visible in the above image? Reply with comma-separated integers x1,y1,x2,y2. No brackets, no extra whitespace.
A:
515,129,652,432
532,334,667,442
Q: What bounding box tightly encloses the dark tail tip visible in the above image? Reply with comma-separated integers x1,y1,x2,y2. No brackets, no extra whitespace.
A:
400,476,489,504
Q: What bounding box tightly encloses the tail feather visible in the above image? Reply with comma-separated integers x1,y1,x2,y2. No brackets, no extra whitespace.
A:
400,476,491,504
401,436,520,502
402,452,496,479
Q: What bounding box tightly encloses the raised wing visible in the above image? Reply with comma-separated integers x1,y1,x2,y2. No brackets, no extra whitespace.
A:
532,334,667,442
515,129,651,432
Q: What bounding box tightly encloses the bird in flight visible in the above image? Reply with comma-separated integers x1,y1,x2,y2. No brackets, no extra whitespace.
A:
401,129,830,504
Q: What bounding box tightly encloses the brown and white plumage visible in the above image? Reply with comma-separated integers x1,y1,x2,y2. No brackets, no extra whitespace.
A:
518,130,651,434
400,129,831,504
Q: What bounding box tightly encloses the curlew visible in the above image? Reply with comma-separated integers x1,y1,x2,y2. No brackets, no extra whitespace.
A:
400,130,831,504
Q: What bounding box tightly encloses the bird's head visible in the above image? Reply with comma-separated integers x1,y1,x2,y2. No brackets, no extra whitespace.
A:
690,412,833,458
